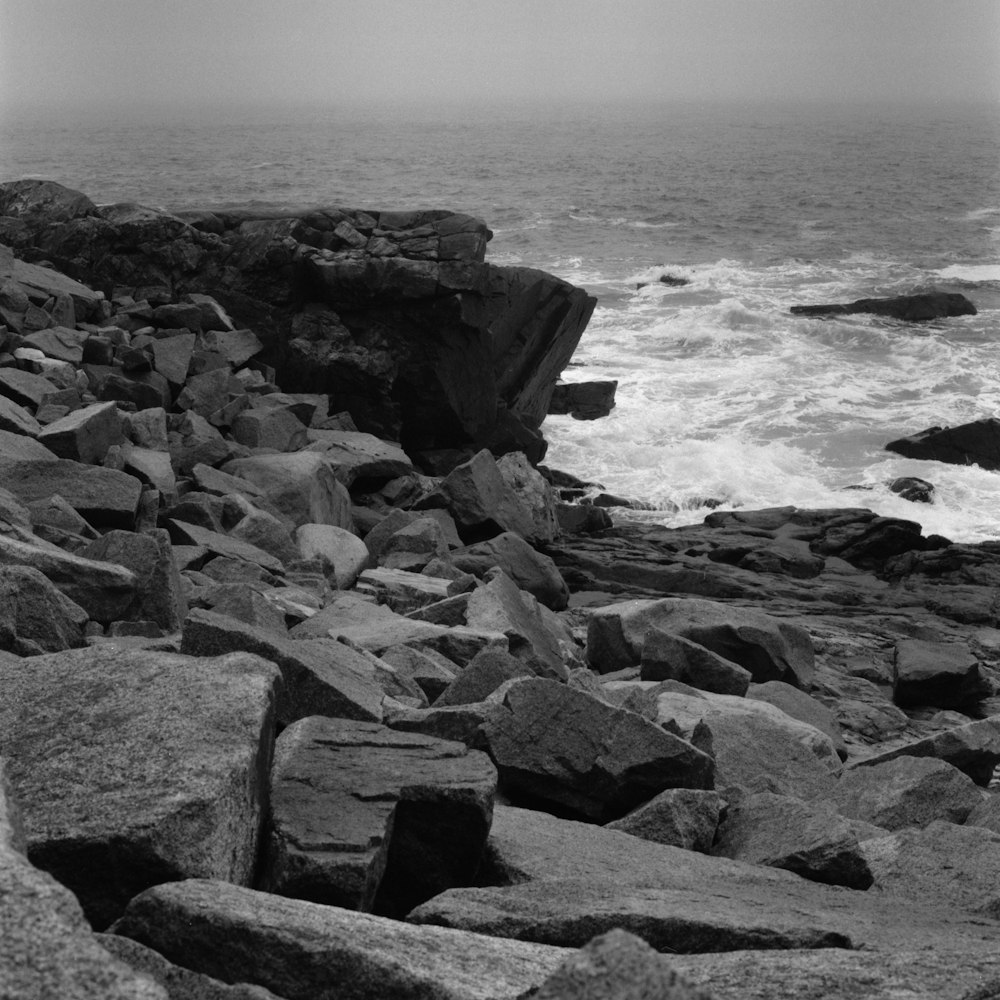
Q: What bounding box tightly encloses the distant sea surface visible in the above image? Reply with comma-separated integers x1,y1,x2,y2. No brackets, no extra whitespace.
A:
3,100,1000,540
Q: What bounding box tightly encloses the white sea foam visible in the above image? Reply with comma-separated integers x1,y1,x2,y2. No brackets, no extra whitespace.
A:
935,264,1000,282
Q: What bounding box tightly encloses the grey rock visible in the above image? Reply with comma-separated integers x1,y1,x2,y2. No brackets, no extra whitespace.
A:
640,628,752,695
605,788,725,853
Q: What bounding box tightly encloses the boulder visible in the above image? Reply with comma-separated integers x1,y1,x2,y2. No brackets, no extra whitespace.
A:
0,647,280,928
649,686,841,800
228,507,299,566
450,531,569,610
711,791,873,889
306,428,414,485
0,366,62,409
830,756,984,831
640,628,752,696
0,531,137,623
294,522,369,588
435,649,532,707
747,680,848,761
496,450,559,542
481,678,714,821
892,638,984,708
438,448,536,542
36,401,123,464
886,417,1000,471
861,820,1000,918
112,879,570,1000
546,380,618,420
0,457,142,529
0,394,41,437
166,520,286,574
0,564,88,654
261,717,496,917
222,451,353,528
605,788,725,853
230,407,307,451
587,598,814,687
378,516,449,571
180,607,384,727
80,528,186,632
790,292,976,321
356,567,457,614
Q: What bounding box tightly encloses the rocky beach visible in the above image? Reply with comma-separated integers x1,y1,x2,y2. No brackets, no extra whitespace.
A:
5,178,1000,999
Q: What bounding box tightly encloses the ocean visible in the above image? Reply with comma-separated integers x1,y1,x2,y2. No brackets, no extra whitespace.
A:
2,99,999,540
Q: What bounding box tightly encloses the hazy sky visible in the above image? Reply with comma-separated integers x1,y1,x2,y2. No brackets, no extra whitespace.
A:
2,0,998,113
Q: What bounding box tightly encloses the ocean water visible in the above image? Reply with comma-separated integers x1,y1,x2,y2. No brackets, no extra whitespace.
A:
2,100,999,540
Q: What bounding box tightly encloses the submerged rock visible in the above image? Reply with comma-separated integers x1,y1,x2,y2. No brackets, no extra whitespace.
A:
791,292,976,321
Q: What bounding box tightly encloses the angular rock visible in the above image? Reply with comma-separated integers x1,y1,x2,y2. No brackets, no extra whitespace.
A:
0,564,88,654
0,646,280,928
166,520,286,574
711,791,873,889
640,628,752,696
0,457,142,528
0,394,41,436
886,417,1000,470
112,878,570,1000
892,638,983,709
831,755,984,831
605,788,725,853
0,531,137,623
262,717,496,917
650,686,841,800
439,448,536,541
379,516,449,571
180,607,384,726
464,568,570,679
80,528,187,632
306,428,414,486
231,406,307,451
36,400,122,464
0,426,60,460
481,678,714,821
435,649,532,707
223,451,353,528
206,583,288,634
747,680,848,760
228,507,299,566
0,366,62,409
450,530,569,610
587,597,814,688
547,379,618,420
356,567,456,614
496,450,559,543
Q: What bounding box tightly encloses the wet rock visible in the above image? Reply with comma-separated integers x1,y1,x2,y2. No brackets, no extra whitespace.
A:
886,417,1000,471
889,476,935,503
261,717,496,916
547,379,618,420
791,292,976,321
0,646,279,928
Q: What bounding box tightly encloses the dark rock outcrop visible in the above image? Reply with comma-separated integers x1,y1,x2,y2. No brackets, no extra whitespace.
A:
886,417,1000,471
791,292,976,321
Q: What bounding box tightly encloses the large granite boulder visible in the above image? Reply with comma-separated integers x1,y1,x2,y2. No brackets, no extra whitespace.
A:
0,647,280,928
261,717,496,917
0,564,88,653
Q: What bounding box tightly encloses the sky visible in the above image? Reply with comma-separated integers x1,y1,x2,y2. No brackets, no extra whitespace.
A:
1,0,998,114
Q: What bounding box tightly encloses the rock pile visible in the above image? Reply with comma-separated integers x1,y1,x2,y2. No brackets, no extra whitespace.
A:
4,182,1000,999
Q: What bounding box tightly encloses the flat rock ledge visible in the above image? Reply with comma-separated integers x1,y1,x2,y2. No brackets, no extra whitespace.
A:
3,181,1000,999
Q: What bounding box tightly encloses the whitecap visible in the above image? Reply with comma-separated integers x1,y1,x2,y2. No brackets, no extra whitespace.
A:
935,264,1000,283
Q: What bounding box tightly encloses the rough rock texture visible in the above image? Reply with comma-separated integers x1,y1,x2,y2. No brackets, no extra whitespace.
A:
0,563,88,653
261,717,496,917
605,788,726,852
0,646,280,928
892,638,983,708
481,678,714,821
640,628,752,695
112,878,571,1000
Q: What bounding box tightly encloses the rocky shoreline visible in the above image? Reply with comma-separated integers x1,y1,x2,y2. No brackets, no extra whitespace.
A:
4,179,1000,999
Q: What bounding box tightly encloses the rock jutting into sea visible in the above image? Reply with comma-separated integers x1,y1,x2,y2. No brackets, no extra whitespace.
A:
5,179,1000,999
790,291,977,321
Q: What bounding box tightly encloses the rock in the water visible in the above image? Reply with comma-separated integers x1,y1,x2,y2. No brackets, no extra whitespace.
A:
261,717,496,917
112,878,570,1000
481,678,714,821
0,646,280,928
831,755,984,831
886,417,1000,471
711,791,873,889
547,380,618,421
791,292,976,321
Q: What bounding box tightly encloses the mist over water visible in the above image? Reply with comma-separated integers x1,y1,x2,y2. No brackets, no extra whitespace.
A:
2,99,998,539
